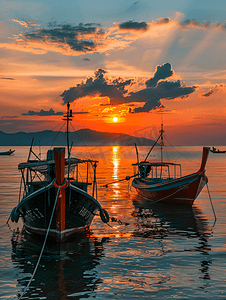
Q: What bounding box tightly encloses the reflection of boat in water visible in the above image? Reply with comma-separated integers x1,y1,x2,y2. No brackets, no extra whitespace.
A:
132,124,210,205
132,196,210,239
132,196,213,284
0,149,15,155
11,229,106,299
10,103,109,242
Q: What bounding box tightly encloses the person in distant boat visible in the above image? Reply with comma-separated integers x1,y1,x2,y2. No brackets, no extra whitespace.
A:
139,162,151,178
212,147,216,151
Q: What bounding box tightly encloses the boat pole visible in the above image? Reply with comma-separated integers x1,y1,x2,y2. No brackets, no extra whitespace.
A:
63,103,73,180
54,148,66,232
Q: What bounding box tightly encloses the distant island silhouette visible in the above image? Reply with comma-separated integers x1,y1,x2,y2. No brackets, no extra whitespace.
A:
0,129,156,146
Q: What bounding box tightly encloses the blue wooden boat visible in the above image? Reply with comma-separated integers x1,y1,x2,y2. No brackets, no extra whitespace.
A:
10,103,109,242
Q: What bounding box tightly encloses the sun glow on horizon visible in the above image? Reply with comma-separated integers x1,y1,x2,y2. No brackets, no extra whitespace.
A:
113,116,118,122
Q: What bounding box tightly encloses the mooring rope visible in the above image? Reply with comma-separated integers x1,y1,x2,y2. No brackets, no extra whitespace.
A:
102,174,139,188
109,172,215,228
18,184,61,300
206,182,217,225
0,215,11,230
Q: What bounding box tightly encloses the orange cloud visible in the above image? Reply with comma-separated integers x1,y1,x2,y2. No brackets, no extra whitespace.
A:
2,17,226,58
12,19,41,29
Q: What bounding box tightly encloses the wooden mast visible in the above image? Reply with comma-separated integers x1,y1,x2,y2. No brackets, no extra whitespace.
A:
54,103,73,235
54,147,66,233
160,123,164,164
63,102,73,179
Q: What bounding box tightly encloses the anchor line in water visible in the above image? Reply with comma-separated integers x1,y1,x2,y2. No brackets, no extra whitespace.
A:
18,182,61,300
206,182,217,226
101,169,216,229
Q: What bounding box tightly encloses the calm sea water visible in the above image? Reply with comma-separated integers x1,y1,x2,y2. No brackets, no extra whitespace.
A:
0,145,226,299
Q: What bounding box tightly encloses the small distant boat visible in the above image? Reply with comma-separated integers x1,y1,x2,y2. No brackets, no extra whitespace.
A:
210,147,226,154
10,103,109,242
131,124,210,206
0,149,15,155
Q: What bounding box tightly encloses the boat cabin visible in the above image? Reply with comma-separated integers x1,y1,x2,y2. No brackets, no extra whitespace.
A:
133,161,182,183
18,149,98,201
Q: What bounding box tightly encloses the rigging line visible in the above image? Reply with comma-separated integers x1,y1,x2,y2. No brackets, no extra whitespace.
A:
32,121,66,147
18,183,61,300
144,134,161,162
50,121,66,148
164,134,199,165
70,123,95,160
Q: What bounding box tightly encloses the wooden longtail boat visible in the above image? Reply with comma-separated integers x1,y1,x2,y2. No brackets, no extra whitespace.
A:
10,103,109,242
132,125,210,206
210,147,226,153
0,149,15,155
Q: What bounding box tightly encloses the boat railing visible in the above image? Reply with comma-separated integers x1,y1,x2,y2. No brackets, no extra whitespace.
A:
18,157,99,201
133,161,182,181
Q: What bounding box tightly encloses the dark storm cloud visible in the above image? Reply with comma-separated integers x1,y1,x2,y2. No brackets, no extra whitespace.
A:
60,68,133,104
60,63,196,113
200,84,224,97
24,22,105,53
118,18,171,32
180,19,211,30
134,98,163,113
145,63,173,87
22,108,64,116
179,19,226,31
119,20,149,31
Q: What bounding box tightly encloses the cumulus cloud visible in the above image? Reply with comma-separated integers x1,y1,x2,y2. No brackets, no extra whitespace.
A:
3,17,226,57
2,21,112,55
23,22,106,53
119,20,149,32
200,84,224,97
118,18,172,33
60,68,133,104
179,19,226,31
22,108,64,116
145,63,173,87
60,63,196,113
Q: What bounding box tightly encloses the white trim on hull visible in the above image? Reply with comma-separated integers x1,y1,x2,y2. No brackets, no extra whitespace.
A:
24,223,90,242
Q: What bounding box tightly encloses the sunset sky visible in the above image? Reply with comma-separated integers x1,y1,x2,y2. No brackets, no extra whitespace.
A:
1,0,226,145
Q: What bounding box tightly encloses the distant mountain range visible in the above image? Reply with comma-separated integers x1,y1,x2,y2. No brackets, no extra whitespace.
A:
0,129,156,146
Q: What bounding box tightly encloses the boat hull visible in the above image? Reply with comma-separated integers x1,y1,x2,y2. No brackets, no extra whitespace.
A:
16,184,100,242
0,150,15,155
132,173,207,206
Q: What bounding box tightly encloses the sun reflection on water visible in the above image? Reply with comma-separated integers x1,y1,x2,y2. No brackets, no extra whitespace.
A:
112,146,120,180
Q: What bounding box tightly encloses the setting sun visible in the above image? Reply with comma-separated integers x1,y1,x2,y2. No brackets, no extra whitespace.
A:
113,116,118,123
